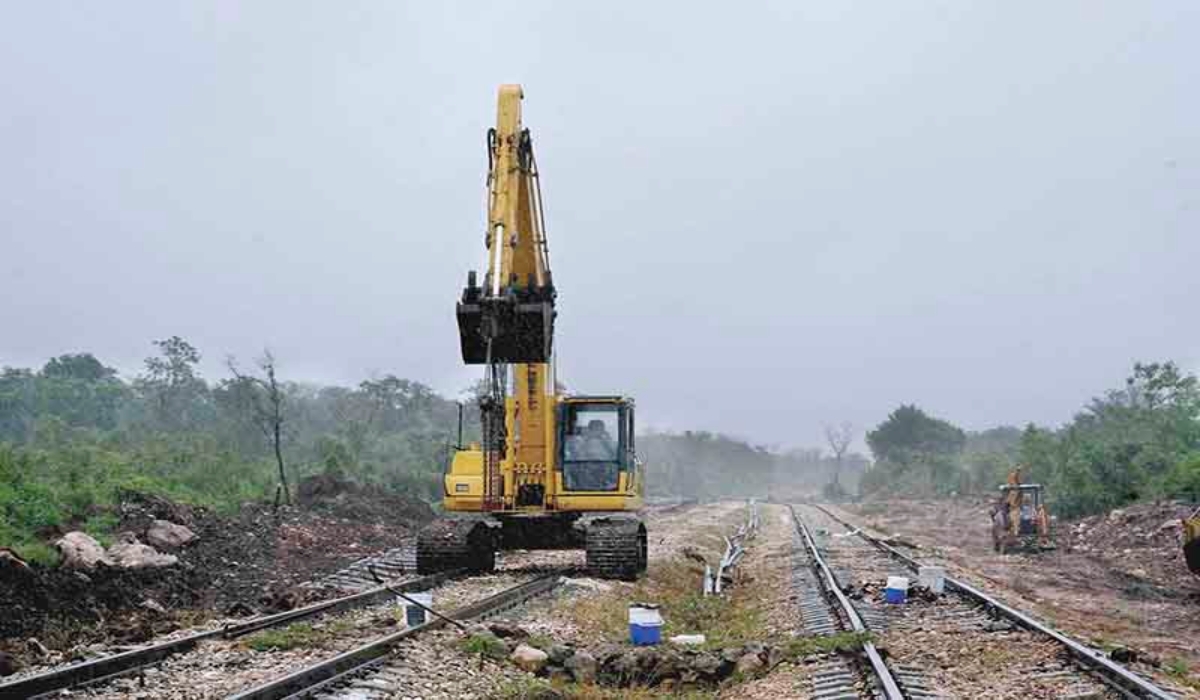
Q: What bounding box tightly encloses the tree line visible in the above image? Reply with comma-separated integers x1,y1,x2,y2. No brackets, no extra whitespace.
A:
0,337,476,561
860,361,1200,517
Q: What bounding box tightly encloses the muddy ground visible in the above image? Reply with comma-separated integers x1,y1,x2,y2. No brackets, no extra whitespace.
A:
0,476,432,661
839,497,1200,687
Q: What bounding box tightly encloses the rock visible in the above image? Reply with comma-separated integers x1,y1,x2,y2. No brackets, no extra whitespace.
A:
691,652,724,679
545,643,572,665
1110,646,1139,663
545,665,572,684
140,598,167,615
1129,568,1148,578
511,643,549,673
735,651,766,676
565,649,597,683
145,520,196,550
1108,509,1126,523
1158,519,1183,533
107,540,178,568
26,638,50,658
487,621,530,639
0,548,31,572
0,652,18,677
55,532,114,569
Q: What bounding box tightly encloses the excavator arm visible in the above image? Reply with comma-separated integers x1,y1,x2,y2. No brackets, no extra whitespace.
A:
457,85,556,365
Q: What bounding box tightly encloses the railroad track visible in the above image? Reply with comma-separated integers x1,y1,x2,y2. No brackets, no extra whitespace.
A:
0,571,459,700
791,503,1181,699
227,572,566,700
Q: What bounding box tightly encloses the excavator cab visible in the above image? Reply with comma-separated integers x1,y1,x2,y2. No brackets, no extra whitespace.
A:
559,398,635,493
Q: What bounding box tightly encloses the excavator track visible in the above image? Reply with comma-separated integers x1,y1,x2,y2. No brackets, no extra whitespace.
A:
583,517,647,580
415,518,496,574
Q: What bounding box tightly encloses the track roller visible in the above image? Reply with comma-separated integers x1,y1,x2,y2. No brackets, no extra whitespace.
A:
415,518,497,574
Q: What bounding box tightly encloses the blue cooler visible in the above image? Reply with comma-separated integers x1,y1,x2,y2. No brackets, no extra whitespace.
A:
629,604,663,645
884,576,908,604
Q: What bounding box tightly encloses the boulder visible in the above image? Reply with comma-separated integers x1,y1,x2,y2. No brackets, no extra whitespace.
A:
56,532,114,569
565,650,597,683
145,520,195,550
107,540,178,568
511,643,549,674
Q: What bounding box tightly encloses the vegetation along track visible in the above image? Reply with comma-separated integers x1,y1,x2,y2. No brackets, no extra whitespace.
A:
792,503,1180,699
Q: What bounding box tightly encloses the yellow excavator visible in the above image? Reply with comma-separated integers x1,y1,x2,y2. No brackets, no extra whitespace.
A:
415,85,647,580
991,467,1053,553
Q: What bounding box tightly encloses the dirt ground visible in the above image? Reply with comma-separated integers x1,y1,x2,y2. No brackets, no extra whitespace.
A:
0,477,432,663
839,497,1200,689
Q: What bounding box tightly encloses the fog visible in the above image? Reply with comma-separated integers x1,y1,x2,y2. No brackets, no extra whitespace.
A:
2,2,1197,448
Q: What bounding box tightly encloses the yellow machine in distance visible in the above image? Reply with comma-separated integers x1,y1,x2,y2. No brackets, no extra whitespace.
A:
416,85,646,580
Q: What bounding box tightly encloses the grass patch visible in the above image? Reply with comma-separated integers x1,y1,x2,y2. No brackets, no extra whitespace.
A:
461,632,509,660
14,541,61,566
783,631,872,659
243,622,323,651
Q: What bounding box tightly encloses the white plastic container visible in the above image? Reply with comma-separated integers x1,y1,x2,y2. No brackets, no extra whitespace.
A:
629,604,663,645
918,566,945,595
403,592,433,627
884,576,908,604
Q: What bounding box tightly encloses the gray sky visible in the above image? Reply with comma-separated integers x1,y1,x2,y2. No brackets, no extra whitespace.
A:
2,2,1197,450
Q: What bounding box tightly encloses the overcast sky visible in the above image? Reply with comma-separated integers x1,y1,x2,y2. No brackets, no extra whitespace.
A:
2,2,1197,450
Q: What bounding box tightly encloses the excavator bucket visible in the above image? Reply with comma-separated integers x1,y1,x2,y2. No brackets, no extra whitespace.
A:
457,291,555,364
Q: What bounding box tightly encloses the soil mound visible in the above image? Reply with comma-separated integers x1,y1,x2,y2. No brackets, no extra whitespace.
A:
1,483,434,662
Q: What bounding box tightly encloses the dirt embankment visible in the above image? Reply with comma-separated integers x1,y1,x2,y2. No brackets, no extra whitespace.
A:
841,497,1200,684
0,477,433,660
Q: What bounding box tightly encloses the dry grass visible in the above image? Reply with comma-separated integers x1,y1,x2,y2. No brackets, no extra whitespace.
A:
551,511,769,651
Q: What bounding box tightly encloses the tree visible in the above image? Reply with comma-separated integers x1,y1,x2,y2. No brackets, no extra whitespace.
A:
226,351,291,505
824,421,853,489
865,405,966,495
137,336,209,431
40,353,116,382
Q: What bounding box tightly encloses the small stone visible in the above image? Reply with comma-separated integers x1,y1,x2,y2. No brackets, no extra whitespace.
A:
735,651,766,676
511,643,549,673
545,643,572,665
487,621,530,639
26,638,50,657
140,598,167,614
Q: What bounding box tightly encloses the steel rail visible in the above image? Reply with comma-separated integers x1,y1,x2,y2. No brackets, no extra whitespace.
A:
0,571,458,700
812,503,1177,700
789,506,905,700
225,572,567,700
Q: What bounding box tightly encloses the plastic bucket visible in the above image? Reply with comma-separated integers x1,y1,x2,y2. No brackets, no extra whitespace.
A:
403,592,433,627
884,576,908,604
918,566,945,595
629,605,663,646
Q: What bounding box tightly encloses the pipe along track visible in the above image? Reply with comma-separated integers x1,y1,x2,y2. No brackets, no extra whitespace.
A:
0,571,461,700
802,503,1178,700
226,572,566,700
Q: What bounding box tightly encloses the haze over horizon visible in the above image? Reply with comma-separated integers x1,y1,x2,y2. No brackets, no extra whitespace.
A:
3,3,1197,450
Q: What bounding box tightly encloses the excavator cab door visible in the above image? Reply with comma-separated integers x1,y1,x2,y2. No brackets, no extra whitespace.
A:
558,399,632,492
